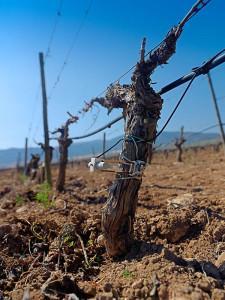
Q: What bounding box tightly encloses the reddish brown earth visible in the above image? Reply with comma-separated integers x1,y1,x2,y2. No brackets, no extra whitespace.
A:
0,145,225,299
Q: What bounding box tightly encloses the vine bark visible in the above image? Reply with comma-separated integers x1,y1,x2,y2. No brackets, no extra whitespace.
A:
175,126,186,162
53,114,78,192
88,26,182,256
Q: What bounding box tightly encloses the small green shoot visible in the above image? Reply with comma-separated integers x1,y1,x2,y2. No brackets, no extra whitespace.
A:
35,182,53,208
87,239,94,247
122,269,133,279
63,234,75,248
15,195,25,206
68,240,75,247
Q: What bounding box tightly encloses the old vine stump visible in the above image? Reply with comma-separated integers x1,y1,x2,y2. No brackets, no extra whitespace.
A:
98,28,181,256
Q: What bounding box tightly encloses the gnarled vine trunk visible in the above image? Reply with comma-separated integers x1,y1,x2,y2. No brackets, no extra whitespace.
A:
53,113,78,192
175,126,186,163
84,27,181,257
99,27,181,257
56,139,72,192
102,89,162,256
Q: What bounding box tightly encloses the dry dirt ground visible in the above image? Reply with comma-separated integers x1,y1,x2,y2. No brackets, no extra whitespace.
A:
0,145,225,299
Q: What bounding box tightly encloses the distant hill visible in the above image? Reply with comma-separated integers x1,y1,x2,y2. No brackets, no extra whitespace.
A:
0,131,220,169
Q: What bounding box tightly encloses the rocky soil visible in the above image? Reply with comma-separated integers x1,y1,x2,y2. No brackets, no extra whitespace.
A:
0,145,225,299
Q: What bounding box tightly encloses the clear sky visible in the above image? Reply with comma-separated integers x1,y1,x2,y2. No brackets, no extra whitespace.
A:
0,0,225,149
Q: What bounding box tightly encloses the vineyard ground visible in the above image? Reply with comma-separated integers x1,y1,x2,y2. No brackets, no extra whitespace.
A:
0,145,225,299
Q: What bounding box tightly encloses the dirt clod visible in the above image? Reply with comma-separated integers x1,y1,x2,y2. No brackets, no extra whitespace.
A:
213,222,225,242
103,282,112,292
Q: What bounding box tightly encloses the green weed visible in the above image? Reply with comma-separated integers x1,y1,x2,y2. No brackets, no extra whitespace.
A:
35,182,53,208
87,239,94,247
122,269,133,279
63,235,75,248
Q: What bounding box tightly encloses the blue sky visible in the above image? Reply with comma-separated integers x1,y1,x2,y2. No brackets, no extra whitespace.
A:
0,0,225,149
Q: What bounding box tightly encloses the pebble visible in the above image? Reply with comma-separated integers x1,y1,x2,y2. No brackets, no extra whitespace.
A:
168,193,194,208
96,292,113,300
97,234,105,247
132,279,143,289
197,280,211,292
16,206,27,213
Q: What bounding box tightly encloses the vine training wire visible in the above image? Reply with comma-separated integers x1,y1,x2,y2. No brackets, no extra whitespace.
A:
48,0,93,99
28,0,64,141
93,73,197,159
32,0,93,141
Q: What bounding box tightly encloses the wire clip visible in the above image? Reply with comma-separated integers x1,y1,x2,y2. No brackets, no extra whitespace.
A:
129,160,146,177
